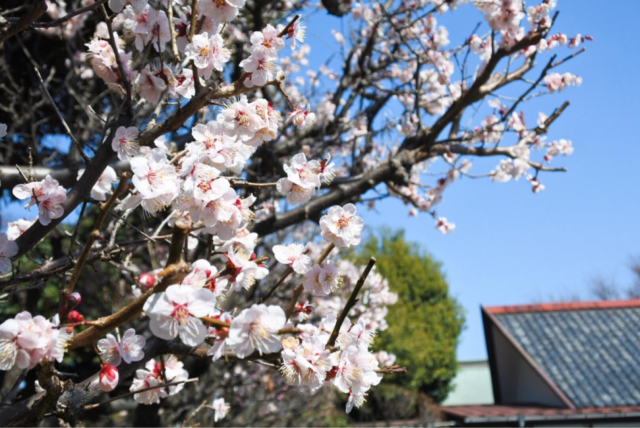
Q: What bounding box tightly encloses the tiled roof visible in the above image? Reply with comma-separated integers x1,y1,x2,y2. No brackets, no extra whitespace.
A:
490,300,640,408
441,404,640,423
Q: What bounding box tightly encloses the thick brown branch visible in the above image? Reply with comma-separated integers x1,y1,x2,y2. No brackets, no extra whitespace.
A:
68,261,191,349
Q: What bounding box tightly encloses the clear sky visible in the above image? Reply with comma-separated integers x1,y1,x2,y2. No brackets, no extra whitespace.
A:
2,1,638,362
303,1,640,360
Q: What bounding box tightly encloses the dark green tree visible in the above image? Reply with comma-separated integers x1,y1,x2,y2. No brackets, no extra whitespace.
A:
353,229,465,403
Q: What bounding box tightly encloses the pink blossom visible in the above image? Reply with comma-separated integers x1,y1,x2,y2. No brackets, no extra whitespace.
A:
0,233,18,274
272,243,312,274
212,397,230,422
319,203,364,248
112,126,140,160
303,260,341,296
250,24,284,53
217,96,266,141
78,166,117,201
6,219,35,241
280,336,333,389
12,175,67,226
435,217,455,234
185,32,230,78
143,284,215,346
226,304,285,358
241,47,277,88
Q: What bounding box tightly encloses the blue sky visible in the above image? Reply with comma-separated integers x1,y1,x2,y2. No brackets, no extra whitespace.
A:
2,1,639,362
303,1,640,360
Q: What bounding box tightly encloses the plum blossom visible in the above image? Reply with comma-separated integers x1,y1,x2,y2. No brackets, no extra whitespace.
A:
226,304,285,358
185,32,230,78
277,153,324,205
217,96,266,141
435,217,456,234
280,336,334,389
143,284,216,346
6,219,35,241
130,355,188,404
0,233,18,274
0,319,33,370
0,312,72,371
244,99,281,147
545,139,574,162
287,104,316,129
528,174,546,193
206,311,233,361
212,397,230,422
12,175,67,226
85,35,137,95
223,249,269,292
276,179,316,205
320,203,364,248
544,72,582,93
331,345,382,413
240,47,277,88
250,24,284,53
136,64,167,104
198,0,244,25
285,18,306,50
124,149,180,214
97,329,146,367
78,166,117,201
112,126,140,160
303,260,341,296
272,243,312,274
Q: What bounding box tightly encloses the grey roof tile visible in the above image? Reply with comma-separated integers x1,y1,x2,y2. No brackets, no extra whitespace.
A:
495,307,640,408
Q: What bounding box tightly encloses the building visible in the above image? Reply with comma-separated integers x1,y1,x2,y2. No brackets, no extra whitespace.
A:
440,300,640,426
441,360,493,406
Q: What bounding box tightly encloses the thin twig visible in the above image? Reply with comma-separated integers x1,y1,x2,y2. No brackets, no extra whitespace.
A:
167,0,180,62
33,67,90,163
284,243,335,320
230,180,278,188
99,5,132,104
277,14,300,38
326,257,376,348
32,0,109,28
182,399,209,428
61,173,132,307
84,378,199,410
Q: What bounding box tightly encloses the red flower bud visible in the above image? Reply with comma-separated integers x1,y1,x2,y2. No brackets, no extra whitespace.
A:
138,273,156,290
67,310,84,324
99,364,119,392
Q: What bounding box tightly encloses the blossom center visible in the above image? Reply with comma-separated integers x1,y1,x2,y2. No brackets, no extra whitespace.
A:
171,303,191,325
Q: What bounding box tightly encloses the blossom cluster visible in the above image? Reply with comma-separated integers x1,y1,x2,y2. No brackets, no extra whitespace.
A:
0,312,72,371
12,175,67,226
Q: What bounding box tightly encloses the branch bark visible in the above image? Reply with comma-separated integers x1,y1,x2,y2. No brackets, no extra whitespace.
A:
0,0,47,44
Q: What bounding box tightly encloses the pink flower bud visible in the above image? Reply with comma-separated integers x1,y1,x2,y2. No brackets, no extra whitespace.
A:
67,292,82,307
138,273,156,290
99,364,119,392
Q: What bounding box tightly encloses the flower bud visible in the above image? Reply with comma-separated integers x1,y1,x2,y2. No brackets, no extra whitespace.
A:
67,292,82,308
138,273,156,290
99,364,119,392
67,310,84,323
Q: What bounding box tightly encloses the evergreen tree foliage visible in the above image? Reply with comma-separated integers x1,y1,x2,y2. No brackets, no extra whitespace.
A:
353,229,465,402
